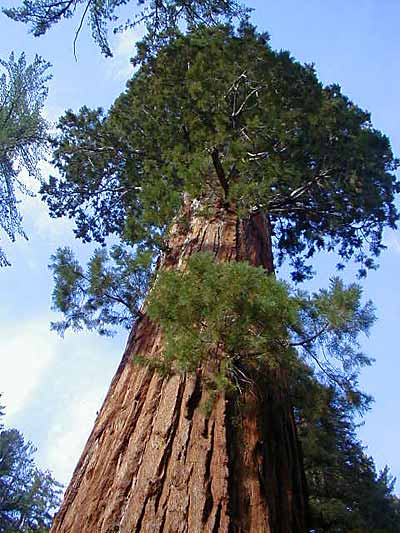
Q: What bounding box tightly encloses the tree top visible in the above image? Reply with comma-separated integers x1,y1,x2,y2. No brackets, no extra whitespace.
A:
43,24,399,280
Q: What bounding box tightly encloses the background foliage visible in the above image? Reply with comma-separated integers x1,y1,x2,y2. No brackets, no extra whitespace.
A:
0,51,50,266
0,399,61,532
50,245,152,335
295,371,400,532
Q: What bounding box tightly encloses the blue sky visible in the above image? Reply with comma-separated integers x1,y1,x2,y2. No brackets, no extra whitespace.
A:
1,0,400,492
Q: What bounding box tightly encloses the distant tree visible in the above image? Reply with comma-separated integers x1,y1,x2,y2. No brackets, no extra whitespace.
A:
295,371,400,532
0,52,50,266
0,399,62,532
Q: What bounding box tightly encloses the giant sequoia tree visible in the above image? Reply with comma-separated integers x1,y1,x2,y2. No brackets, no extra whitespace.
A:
44,25,399,532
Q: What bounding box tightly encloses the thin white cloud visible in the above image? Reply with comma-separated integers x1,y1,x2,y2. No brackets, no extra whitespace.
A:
384,229,400,254
1,312,125,485
43,104,63,127
34,331,125,484
22,195,74,243
44,391,99,483
106,27,144,81
14,161,75,243
0,317,58,418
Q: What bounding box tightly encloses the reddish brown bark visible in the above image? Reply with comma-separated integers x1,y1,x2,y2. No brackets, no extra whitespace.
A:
50,200,308,533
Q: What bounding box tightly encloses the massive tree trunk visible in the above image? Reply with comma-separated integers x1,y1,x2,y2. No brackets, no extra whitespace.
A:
50,199,308,533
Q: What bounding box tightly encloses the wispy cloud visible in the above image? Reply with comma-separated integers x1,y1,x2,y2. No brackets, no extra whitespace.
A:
106,27,144,81
43,104,63,129
44,390,99,483
1,313,126,485
34,331,126,484
13,161,76,245
384,229,400,254
0,317,58,418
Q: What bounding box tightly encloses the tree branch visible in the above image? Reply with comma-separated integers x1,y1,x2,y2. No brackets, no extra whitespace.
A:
211,147,229,198
268,168,332,211
73,0,92,61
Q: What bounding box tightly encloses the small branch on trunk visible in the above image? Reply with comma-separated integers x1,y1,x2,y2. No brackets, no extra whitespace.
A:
232,85,263,118
211,147,229,199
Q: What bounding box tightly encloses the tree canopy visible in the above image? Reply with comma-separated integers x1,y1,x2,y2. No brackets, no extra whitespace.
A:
44,24,399,280
0,52,50,266
0,399,62,532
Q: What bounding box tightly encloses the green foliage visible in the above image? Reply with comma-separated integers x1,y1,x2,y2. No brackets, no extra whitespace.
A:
49,245,153,335
294,278,375,408
0,400,62,532
139,253,374,401
294,372,400,532
42,105,176,248
43,25,398,280
0,52,50,266
3,0,248,58
143,252,297,390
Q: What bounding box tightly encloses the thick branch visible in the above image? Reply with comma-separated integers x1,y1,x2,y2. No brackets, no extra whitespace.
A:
268,168,332,212
289,326,328,347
